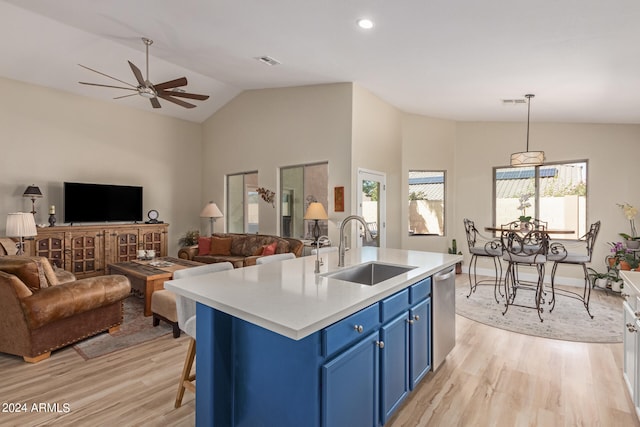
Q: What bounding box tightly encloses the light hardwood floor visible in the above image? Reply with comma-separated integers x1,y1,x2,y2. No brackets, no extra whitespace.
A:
0,276,638,426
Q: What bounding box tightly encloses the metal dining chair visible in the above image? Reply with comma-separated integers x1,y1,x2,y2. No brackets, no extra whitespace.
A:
501,229,549,322
173,261,234,408
546,220,600,319
463,218,503,302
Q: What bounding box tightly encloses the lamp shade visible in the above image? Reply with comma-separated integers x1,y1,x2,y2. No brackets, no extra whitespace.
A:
510,150,545,167
6,212,37,238
200,202,223,218
23,185,43,198
304,202,328,220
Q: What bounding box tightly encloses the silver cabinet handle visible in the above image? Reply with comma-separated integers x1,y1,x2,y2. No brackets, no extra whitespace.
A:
621,293,630,299
354,325,363,333
376,341,385,349
407,315,420,325
635,311,640,319
627,323,638,333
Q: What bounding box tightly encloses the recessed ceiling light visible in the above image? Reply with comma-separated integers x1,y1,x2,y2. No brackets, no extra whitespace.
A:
357,18,374,29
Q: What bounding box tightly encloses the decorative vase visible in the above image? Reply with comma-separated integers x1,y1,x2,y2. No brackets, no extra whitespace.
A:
626,239,640,250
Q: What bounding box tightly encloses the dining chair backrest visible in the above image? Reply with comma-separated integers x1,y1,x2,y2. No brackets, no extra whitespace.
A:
463,218,479,250
583,220,601,262
501,229,549,264
173,261,234,337
502,219,547,232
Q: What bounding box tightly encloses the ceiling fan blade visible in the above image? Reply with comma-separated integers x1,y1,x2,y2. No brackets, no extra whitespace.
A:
154,77,188,91
157,93,196,109
157,90,209,101
113,93,139,100
150,97,161,109
78,64,137,88
79,82,137,91
128,61,146,87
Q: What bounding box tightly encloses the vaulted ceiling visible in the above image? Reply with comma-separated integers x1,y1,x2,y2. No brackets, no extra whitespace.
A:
2,0,639,124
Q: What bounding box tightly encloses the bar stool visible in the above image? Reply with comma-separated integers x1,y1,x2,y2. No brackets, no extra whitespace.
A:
547,220,600,318
501,229,549,322
173,261,234,408
463,218,503,302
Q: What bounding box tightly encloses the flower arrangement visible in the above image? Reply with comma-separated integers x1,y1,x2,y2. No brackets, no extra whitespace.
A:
517,193,533,222
608,241,639,271
617,202,638,239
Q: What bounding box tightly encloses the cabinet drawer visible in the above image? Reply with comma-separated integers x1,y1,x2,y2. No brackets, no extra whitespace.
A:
409,277,432,304
380,289,409,323
323,303,380,357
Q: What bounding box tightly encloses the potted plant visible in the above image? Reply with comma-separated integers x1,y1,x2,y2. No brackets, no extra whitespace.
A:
618,202,640,249
178,229,200,247
608,242,633,270
587,268,620,290
447,239,463,274
517,193,533,228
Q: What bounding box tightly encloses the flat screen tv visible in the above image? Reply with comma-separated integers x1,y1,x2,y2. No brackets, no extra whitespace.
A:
64,182,143,223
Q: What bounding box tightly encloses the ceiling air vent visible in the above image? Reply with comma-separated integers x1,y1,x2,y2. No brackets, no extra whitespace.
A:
502,98,527,105
256,55,281,66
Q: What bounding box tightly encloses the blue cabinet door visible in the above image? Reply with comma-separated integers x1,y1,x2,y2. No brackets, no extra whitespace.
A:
409,297,432,389
322,331,379,427
380,312,409,424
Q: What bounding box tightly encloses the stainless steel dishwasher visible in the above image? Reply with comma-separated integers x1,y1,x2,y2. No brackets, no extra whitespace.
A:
432,265,456,371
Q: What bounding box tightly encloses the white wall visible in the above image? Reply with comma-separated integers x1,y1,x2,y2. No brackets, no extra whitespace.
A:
201,83,354,244
0,76,203,256
351,85,403,248
401,113,457,253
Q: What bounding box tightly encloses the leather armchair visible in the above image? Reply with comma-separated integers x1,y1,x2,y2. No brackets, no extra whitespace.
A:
0,256,131,362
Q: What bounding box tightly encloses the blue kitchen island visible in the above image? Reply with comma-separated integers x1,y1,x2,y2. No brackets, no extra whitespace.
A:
165,247,461,427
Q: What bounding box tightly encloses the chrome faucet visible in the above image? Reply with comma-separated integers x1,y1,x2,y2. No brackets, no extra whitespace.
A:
338,215,373,267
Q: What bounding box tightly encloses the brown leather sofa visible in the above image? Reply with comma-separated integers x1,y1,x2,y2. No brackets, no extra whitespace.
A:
0,256,131,363
178,233,304,268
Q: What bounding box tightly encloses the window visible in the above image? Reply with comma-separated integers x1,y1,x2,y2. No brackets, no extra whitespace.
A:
408,170,445,236
280,162,328,239
227,171,259,233
493,161,587,238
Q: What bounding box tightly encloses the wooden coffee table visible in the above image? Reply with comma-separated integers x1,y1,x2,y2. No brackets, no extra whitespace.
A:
107,256,203,316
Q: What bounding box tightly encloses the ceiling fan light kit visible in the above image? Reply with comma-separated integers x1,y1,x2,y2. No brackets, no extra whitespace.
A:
510,93,545,167
78,37,209,109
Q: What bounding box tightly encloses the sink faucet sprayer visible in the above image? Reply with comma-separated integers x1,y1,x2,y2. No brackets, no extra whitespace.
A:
338,215,373,267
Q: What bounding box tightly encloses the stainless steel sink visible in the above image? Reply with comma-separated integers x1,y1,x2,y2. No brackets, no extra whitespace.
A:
322,262,416,286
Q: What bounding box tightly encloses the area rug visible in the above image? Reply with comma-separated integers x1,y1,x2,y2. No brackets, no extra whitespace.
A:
455,275,623,343
73,296,172,360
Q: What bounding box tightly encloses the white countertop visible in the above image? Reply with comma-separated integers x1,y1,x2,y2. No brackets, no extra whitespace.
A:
165,247,462,340
621,270,640,294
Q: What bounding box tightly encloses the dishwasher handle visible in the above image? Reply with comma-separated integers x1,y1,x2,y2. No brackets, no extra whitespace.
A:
434,267,455,282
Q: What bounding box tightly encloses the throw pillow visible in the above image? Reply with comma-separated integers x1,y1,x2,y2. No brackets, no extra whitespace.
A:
210,237,233,256
262,242,278,256
198,237,212,256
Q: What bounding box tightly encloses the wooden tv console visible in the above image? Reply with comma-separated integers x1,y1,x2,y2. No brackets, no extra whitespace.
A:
25,223,169,279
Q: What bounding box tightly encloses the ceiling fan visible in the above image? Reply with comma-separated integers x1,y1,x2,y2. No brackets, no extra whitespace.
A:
78,37,209,109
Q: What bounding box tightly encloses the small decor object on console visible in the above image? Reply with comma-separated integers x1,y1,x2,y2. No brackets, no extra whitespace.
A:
146,209,162,224
48,205,56,227
256,187,276,207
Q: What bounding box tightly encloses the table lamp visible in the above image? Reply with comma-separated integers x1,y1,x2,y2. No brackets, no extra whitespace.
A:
6,212,37,255
200,201,223,236
23,185,43,216
304,202,329,273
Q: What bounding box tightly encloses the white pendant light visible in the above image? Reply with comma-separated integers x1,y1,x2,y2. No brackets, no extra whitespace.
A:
510,94,545,167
